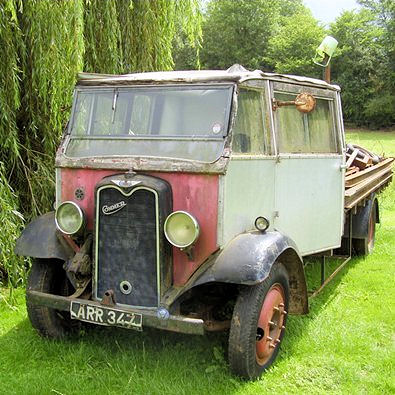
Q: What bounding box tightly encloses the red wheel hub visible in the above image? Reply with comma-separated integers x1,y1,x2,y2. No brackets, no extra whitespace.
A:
255,283,286,366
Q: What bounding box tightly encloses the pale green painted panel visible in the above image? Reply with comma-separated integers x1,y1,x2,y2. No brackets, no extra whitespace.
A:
274,156,344,255
221,158,276,245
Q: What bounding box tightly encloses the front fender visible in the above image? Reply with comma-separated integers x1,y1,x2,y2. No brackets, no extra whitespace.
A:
193,231,308,314
14,212,69,261
195,231,300,285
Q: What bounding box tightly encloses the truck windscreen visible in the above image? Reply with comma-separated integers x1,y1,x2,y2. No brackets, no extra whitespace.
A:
65,85,233,162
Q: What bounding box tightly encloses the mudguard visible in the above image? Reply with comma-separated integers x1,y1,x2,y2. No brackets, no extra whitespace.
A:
344,194,379,239
352,195,379,239
14,212,69,261
194,231,308,314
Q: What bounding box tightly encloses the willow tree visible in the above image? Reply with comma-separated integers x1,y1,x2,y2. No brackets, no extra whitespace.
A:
0,0,21,169
85,0,202,73
0,0,25,287
18,0,84,214
84,0,123,73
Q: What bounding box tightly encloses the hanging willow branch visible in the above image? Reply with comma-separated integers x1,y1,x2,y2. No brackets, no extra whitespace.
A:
85,0,202,73
0,0,25,288
20,0,84,156
84,0,122,73
17,0,84,215
0,0,21,167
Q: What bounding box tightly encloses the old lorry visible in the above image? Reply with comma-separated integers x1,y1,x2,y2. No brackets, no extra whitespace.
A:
15,66,393,379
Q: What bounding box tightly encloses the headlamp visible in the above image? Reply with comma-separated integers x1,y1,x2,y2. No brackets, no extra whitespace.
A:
55,201,85,235
164,211,200,249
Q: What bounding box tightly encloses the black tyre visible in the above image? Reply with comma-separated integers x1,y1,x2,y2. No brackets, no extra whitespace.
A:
228,262,289,379
353,202,376,256
26,259,75,338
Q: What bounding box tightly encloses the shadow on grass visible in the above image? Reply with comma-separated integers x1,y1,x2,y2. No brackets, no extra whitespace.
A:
0,257,363,393
278,255,362,361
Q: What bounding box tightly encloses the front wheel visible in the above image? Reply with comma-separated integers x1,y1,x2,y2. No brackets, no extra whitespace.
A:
228,262,289,379
26,259,75,338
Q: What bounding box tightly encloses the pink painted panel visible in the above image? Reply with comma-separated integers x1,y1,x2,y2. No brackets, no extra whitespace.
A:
60,169,219,286
60,169,120,229
150,172,219,286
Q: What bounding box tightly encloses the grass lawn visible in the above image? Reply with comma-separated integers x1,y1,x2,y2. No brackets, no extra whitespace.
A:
0,130,394,394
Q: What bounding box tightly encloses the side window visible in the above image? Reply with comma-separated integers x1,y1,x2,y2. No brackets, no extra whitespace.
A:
129,94,152,134
72,92,93,135
232,89,270,154
274,91,338,153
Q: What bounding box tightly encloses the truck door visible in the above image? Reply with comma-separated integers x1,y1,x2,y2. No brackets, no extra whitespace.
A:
270,82,345,255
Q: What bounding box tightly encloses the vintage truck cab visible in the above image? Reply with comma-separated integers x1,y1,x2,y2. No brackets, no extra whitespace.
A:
16,65,386,379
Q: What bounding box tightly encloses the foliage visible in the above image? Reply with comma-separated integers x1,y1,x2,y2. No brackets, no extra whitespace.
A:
172,30,201,70
85,0,202,73
363,93,395,127
198,0,321,73
330,1,394,127
265,11,325,77
330,10,383,125
0,163,25,288
0,0,24,288
200,0,283,70
16,0,85,216
84,0,122,74
0,0,21,168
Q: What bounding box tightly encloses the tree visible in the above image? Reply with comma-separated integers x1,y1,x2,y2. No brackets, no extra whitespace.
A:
330,7,394,127
200,0,283,70
84,0,202,73
265,11,325,77
357,0,395,126
199,0,324,76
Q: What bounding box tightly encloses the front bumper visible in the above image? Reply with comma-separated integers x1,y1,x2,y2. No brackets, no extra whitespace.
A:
27,290,205,335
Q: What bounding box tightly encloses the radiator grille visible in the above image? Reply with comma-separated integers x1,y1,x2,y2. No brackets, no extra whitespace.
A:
95,186,159,307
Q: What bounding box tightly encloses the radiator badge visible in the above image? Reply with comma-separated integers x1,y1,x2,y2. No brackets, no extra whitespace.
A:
102,201,127,215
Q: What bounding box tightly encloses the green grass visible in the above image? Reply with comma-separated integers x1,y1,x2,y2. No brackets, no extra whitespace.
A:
0,129,394,394
346,128,395,158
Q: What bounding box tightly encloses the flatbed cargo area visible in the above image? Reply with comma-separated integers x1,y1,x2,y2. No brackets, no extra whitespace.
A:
344,144,393,210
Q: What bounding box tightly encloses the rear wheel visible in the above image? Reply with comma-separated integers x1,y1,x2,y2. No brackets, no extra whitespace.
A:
228,262,289,379
353,203,376,256
26,259,75,338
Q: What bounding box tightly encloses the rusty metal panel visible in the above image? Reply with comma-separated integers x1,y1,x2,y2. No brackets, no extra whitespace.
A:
59,168,220,287
55,154,229,174
27,290,205,335
152,172,219,286
14,212,69,260
59,168,120,229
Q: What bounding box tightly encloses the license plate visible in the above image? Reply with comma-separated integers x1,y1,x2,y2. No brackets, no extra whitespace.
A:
70,301,142,331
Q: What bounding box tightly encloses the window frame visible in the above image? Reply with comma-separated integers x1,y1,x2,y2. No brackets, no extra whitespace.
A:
270,81,342,156
231,81,274,157
67,83,235,140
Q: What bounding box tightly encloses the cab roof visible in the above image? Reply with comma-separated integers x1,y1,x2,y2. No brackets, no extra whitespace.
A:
77,64,340,91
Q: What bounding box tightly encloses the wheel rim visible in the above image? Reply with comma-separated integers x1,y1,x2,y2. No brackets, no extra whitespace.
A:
255,283,286,366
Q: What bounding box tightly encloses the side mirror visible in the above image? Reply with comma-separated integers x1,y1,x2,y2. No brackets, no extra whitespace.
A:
313,36,338,67
272,92,316,114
